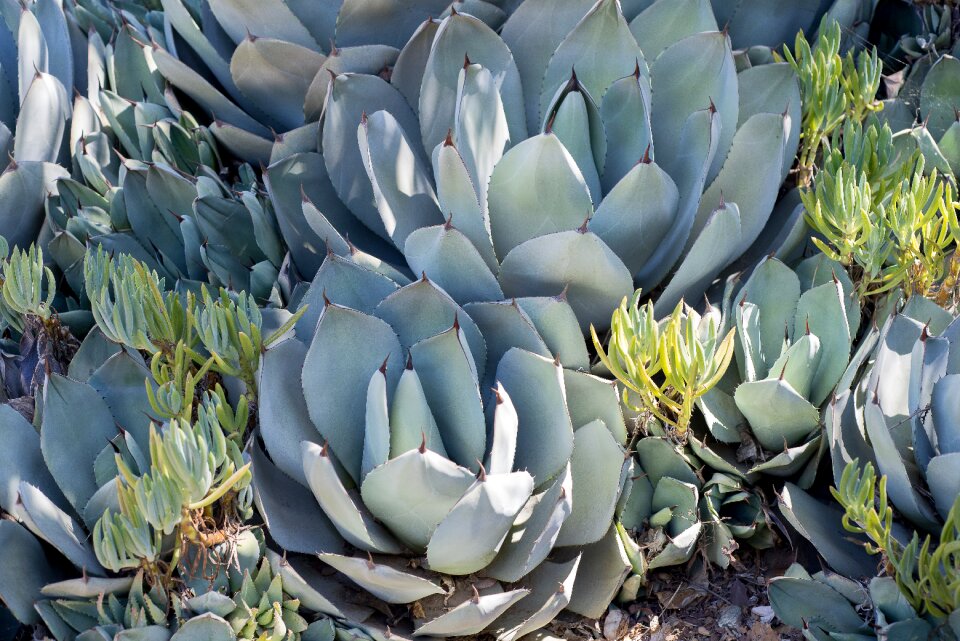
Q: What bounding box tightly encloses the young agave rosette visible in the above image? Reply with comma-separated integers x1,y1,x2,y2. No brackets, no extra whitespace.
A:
254,255,636,637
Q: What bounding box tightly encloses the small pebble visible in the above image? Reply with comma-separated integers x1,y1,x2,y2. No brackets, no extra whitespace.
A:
751,605,776,624
717,605,741,628
697,626,711,636
603,607,625,640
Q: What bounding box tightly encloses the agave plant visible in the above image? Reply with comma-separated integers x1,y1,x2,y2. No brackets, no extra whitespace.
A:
252,249,638,637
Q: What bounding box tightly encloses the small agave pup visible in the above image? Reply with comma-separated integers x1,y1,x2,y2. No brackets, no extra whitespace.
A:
253,251,637,637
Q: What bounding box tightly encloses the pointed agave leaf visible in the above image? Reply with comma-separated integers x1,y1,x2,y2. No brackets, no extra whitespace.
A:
358,110,443,248
563,369,627,443
456,62,512,209
487,465,572,583
544,81,605,204
556,420,627,546
0,404,69,520
18,482,104,575
41,374,118,513
539,0,644,129
390,19,439,112
766,333,822,400
634,108,719,291
515,295,590,370
496,349,573,488
463,300,549,390
41,576,134,599
18,10,48,103
360,448,475,551
499,230,632,331
734,379,819,452
373,278,486,379
794,280,851,406
486,133,592,260
301,441,404,554
0,161,68,249
335,0,449,49
229,36,325,131
599,70,653,192
433,139,497,272
418,11,525,156
87,353,155,447
748,435,823,478
0,520,61,624
920,55,960,139
322,73,424,240
303,45,401,121
318,553,445,604
15,72,69,163
655,201,742,314
427,471,535,575
736,257,802,380
390,365,447,459
413,588,529,637
170,613,236,641
690,112,787,258
650,31,737,185
566,524,630,618
589,160,679,277
362,368,391,479
409,326,486,470
927,453,960,519
302,304,404,482
266,550,346,618
487,383,518,475
628,0,717,58
493,556,580,641
768,576,868,633
206,0,318,48
404,223,503,305
250,443,345,555
737,63,801,182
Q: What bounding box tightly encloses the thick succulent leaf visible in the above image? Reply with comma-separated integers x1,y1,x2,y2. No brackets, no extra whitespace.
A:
404,224,504,305
41,576,134,599
322,73,424,239
0,161,68,248
647,522,703,570
456,62,512,209
556,420,626,546
433,140,497,271
15,72,69,163
794,280,851,406
795,253,860,338
390,19,439,112
359,110,443,247
206,0,317,48
374,278,486,379
925,453,960,520
266,550,347,618
17,10,47,103
634,437,700,487
748,436,823,478
736,257,802,380
735,380,818,452
932,374,960,456
151,46,270,137
736,63,801,182
690,112,787,259
18,482,104,575
302,304,404,482
363,368,391,479
486,133,592,260
257,340,320,485
409,326,485,470
271,121,320,164
493,556,579,641
486,465,572,582
251,442,344,555
170,613,235,641
487,382,518,476
463,300,549,389
768,576,868,634
427,471,535,575
629,0,717,58
302,441,404,554
418,12,525,156
87,353,155,447
496,349,573,488
319,553,445,604
230,36,325,131
779,483,876,579
413,588,529,637
41,374,117,512
599,69,653,192
335,0,449,49
656,201,741,313
766,333,822,400
296,254,400,341
650,31,737,185
390,365,447,459
544,83,605,204
540,0,642,130
303,45,400,121
360,447,475,551
589,161,679,277
563,369,627,443
499,230,632,331
0,520,61,624
566,524,630,618
919,55,960,139
0,404,69,520
634,108,719,291
515,296,590,370
499,0,596,132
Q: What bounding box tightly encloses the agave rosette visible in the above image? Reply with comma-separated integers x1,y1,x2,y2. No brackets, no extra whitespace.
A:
252,252,641,637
